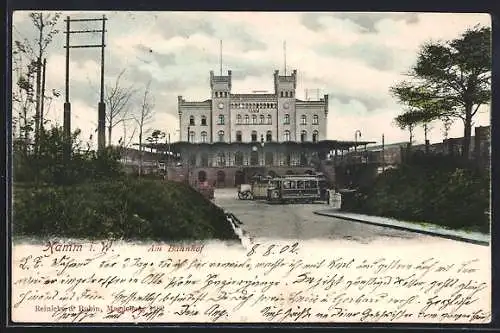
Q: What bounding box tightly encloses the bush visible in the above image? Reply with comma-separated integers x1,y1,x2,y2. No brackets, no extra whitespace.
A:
13,179,238,241
346,157,490,233
13,126,125,185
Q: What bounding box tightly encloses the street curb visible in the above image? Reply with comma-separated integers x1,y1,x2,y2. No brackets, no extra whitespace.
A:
314,211,490,246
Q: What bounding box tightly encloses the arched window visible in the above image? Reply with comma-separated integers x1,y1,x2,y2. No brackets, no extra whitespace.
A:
290,91,294,98
260,114,265,124
245,115,249,124
312,130,319,143
250,151,259,166
189,115,195,126
280,91,284,97
236,131,242,142
252,115,257,124
313,114,319,125
234,151,244,166
201,153,209,167
216,152,225,166
266,130,272,142
284,130,290,142
201,115,207,126
251,130,258,142
301,115,307,125
189,131,195,142
236,114,242,124
218,114,225,125
284,114,290,125
285,91,289,97
201,131,207,143
218,130,225,142
301,130,307,142
267,114,272,124
265,152,274,166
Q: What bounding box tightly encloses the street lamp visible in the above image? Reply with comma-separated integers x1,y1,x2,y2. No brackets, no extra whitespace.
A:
354,130,362,153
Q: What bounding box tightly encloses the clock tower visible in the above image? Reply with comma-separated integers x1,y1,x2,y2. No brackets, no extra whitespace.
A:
274,69,297,142
210,70,232,143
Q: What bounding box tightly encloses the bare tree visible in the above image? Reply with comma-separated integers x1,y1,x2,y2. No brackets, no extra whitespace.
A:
105,69,137,146
134,81,155,176
13,12,61,153
30,13,61,151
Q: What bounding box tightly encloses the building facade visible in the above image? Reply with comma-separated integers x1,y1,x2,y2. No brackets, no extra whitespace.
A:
173,69,332,187
178,69,329,145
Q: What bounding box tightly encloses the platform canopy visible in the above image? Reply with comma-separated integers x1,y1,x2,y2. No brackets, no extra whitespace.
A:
143,139,376,151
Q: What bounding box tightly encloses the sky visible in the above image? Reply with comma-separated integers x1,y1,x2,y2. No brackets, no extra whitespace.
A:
11,11,491,148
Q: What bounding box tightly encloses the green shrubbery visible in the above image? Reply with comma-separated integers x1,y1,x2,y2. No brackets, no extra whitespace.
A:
12,126,237,241
13,179,237,240
345,154,490,233
13,127,125,185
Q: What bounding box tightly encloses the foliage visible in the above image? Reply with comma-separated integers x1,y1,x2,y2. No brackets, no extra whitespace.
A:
390,26,491,157
345,154,490,233
13,126,125,185
13,179,238,241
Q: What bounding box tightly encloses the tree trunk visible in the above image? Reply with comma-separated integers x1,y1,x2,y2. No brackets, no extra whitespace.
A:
108,125,112,147
138,128,143,177
463,102,473,159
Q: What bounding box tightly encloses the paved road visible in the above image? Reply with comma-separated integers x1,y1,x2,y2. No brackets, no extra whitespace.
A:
214,188,436,243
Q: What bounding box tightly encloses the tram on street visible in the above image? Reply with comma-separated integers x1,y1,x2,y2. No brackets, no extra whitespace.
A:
266,174,329,203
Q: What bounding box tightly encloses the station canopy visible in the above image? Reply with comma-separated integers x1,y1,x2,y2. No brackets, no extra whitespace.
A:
143,140,376,151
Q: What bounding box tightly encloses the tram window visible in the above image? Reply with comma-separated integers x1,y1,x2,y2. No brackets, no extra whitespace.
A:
290,181,296,189
297,180,304,189
283,181,292,189
304,181,311,189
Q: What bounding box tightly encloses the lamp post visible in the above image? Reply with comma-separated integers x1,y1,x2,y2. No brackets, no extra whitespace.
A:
354,130,362,153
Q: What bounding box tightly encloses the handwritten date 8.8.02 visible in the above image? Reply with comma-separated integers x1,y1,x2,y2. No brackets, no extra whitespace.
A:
246,242,299,257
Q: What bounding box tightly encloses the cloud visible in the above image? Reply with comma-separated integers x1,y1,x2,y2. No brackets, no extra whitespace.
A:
11,11,491,148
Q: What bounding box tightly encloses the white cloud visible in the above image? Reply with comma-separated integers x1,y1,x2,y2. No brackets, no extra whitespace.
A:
12,11,491,148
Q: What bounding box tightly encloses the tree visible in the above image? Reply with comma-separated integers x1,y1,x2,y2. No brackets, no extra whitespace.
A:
12,49,37,154
134,81,155,176
13,12,61,153
105,69,137,146
390,25,491,158
394,112,420,145
146,129,166,152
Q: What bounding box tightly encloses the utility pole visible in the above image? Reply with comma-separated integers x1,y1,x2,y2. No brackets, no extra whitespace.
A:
98,15,107,152
63,15,107,160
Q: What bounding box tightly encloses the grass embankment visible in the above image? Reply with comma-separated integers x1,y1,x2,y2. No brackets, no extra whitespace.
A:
13,179,238,241
344,159,490,234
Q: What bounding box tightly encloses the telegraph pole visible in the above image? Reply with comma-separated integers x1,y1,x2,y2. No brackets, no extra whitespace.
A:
98,15,107,152
63,15,107,160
